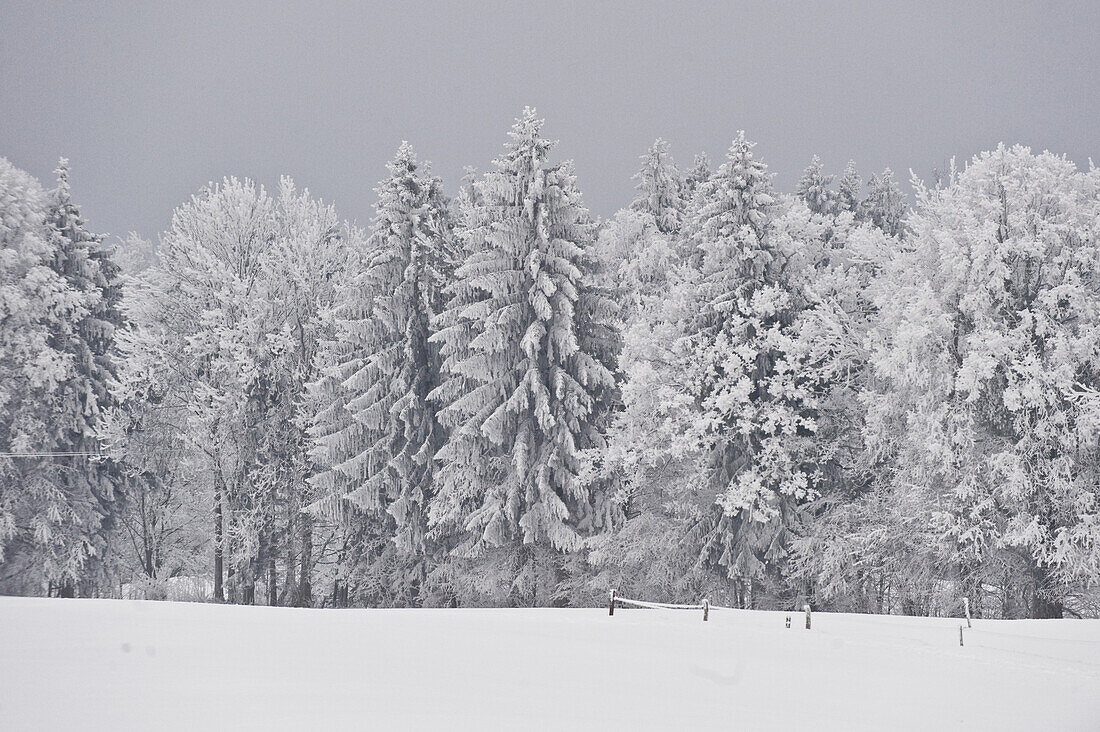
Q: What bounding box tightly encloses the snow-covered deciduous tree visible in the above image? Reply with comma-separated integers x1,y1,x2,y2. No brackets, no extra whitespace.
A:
113,176,348,604
428,109,617,602
862,147,1100,617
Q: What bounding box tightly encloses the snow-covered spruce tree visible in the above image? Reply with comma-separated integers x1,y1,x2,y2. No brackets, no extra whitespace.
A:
42,159,126,594
862,168,907,236
836,160,863,215
428,109,617,605
863,147,1100,617
680,132,823,607
684,152,712,201
307,144,456,602
595,137,687,321
796,155,836,215
0,158,126,595
631,138,685,236
0,158,83,592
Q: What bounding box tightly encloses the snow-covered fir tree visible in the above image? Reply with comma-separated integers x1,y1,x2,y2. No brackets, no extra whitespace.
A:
862,168,907,236
0,158,84,591
680,132,824,605
309,143,456,588
836,160,863,215
631,138,685,235
428,109,617,602
584,140,703,603
796,155,836,215
0,158,124,595
684,152,712,200
40,159,126,593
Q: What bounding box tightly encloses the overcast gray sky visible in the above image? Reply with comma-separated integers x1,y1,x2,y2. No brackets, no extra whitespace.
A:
2,1,1097,242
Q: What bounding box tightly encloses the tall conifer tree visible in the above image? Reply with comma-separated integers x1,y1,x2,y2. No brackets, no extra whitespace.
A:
309,144,456,561
430,109,617,564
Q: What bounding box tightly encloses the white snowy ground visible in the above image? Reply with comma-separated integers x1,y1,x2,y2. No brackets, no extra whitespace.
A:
0,597,1098,730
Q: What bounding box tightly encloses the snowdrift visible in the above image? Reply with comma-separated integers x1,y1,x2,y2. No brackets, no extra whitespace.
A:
0,596,1097,730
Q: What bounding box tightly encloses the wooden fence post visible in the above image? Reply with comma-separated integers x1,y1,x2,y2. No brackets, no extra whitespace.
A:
609,589,616,616
804,604,811,630
703,599,709,621
959,625,964,646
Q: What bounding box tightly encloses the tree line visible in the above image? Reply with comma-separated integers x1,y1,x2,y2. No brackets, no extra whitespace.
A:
2,109,1098,618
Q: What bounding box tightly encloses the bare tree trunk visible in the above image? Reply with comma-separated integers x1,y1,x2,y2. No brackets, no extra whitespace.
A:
283,502,297,606
213,472,225,603
267,550,277,605
264,481,278,606
227,565,236,603
298,514,312,607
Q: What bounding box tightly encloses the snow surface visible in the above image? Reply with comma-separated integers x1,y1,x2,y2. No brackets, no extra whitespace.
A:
0,597,1098,730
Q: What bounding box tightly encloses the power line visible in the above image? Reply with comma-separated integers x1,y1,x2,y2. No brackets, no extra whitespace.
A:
0,452,102,458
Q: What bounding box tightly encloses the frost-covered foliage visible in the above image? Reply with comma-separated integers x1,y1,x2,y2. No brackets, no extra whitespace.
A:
429,108,618,579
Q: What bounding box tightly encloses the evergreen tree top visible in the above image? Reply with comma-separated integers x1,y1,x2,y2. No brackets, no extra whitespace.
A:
688,131,776,241
796,155,835,215
53,157,71,199
837,160,863,213
689,152,711,180
631,138,684,234
49,158,101,246
371,142,447,223
496,107,555,172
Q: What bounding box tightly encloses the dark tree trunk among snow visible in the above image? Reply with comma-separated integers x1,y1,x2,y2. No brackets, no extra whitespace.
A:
283,503,296,606
213,474,225,603
297,515,312,607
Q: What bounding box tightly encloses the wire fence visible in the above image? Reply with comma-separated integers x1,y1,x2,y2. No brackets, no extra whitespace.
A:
606,588,1100,655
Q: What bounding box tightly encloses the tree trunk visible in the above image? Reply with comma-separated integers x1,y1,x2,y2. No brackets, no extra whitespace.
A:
213,473,225,603
297,514,312,607
268,485,279,606
283,503,297,606
227,564,238,604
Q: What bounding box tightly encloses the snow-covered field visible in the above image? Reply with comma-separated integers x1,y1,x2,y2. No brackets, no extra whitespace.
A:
0,597,1097,730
